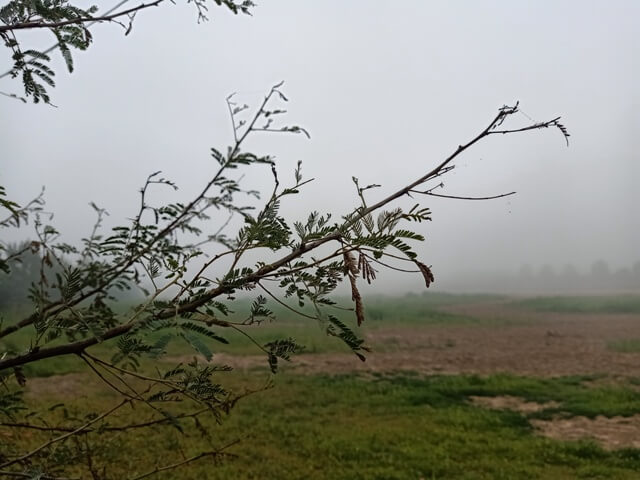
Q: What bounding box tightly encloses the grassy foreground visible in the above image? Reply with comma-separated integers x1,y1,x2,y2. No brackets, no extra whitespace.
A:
4,293,640,478
201,374,640,480
10,372,640,480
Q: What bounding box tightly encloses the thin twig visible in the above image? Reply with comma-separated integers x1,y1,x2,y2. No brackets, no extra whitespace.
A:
0,400,129,469
410,191,516,201
0,407,208,433
0,470,77,480
362,253,420,273
127,439,241,480
257,282,318,320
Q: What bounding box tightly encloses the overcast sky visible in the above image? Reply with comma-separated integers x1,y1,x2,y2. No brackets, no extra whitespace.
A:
1,1,638,291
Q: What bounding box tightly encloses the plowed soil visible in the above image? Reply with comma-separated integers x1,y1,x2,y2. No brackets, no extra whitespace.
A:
215,301,640,378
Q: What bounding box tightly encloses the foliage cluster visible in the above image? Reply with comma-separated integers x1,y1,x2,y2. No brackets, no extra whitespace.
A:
0,0,254,103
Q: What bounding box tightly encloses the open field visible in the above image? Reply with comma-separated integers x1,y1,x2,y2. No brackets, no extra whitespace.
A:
511,295,640,315
3,293,640,479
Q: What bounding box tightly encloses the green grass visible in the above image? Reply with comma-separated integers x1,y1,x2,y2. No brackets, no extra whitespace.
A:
512,295,640,314
361,292,504,325
12,373,640,479
608,339,640,353
392,373,640,420
145,374,640,479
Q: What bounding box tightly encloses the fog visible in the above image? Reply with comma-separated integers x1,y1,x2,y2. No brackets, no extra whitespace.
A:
1,1,638,294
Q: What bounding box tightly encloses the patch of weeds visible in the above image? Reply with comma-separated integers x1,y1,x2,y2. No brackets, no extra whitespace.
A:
23,355,86,377
513,295,640,314
379,374,640,421
608,339,640,353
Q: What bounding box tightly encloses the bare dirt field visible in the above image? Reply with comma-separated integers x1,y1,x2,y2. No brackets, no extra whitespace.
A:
215,301,640,378
33,300,640,389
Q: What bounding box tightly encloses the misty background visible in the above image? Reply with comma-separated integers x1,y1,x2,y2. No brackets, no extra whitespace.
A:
1,1,638,294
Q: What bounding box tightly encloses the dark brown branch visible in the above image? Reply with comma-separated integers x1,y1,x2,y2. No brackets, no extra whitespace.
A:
410,191,516,201
489,117,570,146
0,400,129,469
82,435,100,480
0,471,76,480
0,422,76,433
0,407,209,434
78,353,142,401
257,282,318,320
363,253,419,273
355,111,507,217
0,1,165,33
1,84,286,341
0,104,565,371
127,440,240,480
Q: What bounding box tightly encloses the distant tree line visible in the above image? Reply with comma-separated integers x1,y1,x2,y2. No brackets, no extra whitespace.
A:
437,260,640,295
516,260,640,294
4,242,636,302
0,242,57,310
0,242,141,311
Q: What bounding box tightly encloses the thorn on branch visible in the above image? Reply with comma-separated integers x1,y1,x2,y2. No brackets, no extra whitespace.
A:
551,118,570,146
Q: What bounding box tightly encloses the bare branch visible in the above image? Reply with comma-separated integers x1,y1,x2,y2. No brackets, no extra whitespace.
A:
410,190,517,201
127,440,241,480
0,471,77,480
0,400,129,469
257,282,318,320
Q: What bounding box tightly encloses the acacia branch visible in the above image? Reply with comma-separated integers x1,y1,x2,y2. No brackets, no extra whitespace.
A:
0,84,286,341
0,103,565,371
0,275,175,370
489,117,570,145
0,1,165,34
152,105,564,313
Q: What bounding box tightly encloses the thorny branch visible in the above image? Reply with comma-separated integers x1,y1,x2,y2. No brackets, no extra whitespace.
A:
0,86,567,478
0,97,568,371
